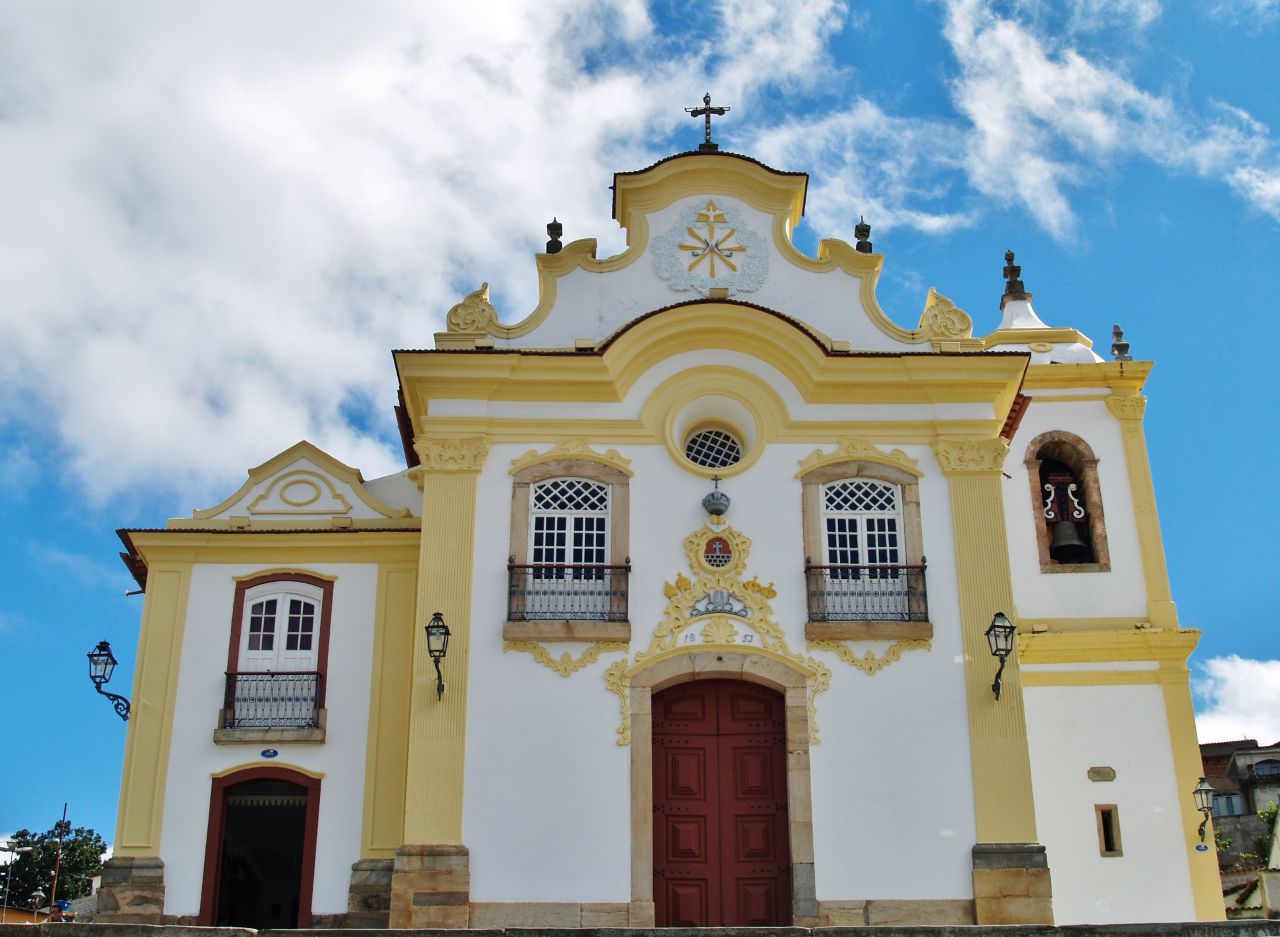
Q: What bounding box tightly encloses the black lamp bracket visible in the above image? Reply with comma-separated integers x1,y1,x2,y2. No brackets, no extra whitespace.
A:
95,684,131,721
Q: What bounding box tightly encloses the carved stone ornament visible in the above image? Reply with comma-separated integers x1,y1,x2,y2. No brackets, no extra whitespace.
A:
604,520,831,747
445,282,498,333
933,438,1010,475
503,641,628,677
917,288,973,340
508,439,633,477
413,436,490,473
808,638,931,675
796,437,922,478
1105,395,1147,422
651,199,769,297
247,470,353,515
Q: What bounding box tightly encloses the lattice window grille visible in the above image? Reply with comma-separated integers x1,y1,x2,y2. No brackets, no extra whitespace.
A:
684,429,743,468
824,479,898,513
533,478,610,512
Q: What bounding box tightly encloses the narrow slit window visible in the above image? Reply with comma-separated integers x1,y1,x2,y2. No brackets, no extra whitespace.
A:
1095,804,1123,857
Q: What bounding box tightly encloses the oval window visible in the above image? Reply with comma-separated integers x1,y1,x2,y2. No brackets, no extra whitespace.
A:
684,428,743,468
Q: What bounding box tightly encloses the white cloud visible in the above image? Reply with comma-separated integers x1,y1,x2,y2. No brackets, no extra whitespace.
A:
941,0,1280,237
1195,656,1280,746
0,1,841,505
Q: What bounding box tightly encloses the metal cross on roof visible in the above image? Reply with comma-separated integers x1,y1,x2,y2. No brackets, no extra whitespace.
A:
686,92,730,152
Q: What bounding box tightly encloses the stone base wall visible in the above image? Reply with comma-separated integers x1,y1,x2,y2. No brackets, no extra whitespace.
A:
817,898,976,926
971,842,1053,925
387,843,469,928
94,856,166,924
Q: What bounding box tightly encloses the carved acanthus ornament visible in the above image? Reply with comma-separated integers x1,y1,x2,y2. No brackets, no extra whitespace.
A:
797,438,922,478
413,436,490,473
808,638,932,675
933,438,1010,475
504,641,628,677
917,288,973,340
445,283,499,333
604,519,831,747
509,439,633,477
1105,395,1147,423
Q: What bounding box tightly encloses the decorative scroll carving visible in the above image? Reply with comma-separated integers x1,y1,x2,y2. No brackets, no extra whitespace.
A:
509,439,633,477
504,641,628,677
1105,395,1147,422
933,438,1010,475
248,470,353,515
796,437,922,479
605,519,830,747
413,436,490,473
651,199,769,297
808,638,931,675
445,283,498,333
917,288,973,340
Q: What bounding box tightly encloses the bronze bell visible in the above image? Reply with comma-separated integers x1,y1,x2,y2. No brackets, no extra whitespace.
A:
1050,520,1090,563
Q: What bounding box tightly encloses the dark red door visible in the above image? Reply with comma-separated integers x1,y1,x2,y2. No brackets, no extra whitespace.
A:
653,679,791,926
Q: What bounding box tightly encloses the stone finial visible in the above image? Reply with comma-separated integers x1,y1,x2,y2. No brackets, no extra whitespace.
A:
1111,324,1132,361
1000,249,1033,310
546,218,563,254
854,216,873,254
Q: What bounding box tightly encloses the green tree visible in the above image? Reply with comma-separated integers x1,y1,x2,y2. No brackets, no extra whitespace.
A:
3,824,107,908
1251,801,1279,862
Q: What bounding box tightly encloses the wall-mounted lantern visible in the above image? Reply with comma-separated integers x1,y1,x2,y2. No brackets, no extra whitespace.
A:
1193,777,1215,847
985,612,1016,701
425,612,451,701
86,640,131,721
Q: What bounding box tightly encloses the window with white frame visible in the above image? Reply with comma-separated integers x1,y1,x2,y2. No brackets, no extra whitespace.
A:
239,581,323,672
530,478,610,579
821,479,903,576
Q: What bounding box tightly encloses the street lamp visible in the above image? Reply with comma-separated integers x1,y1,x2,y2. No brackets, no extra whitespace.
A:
424,612,451,701
87,640,131,721
1,843,33,924
985,612,1017,700
30,887,45,921
1194,776,1215,848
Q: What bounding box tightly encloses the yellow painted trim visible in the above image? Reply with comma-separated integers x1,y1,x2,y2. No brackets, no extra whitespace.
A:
232,567,339,583
1018,616,1151,634
504,641,629,676
361,563,417,858
1026,394,1111,403
210,761,325,780
808,638,931,674
248,469,353,516
1018,629,1199,665
508,439,634,477
1160,655,1226,919
1106,395,1178,628
402,438,488,844
1021,670,1163,687
1022,361,1151,393
190,440,411,521
112,564,192,856
982,327,1093,350
795,438,922,478
934,438,1038,843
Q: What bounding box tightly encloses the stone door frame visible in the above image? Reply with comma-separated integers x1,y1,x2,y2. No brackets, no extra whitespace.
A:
628,651,817,927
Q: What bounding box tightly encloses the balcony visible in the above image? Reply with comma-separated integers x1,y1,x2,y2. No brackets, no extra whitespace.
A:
505,559,631,642
215,671,325,743
804,561,932,641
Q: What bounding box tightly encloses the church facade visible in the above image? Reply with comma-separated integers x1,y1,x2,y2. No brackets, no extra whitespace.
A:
100,139,1221,928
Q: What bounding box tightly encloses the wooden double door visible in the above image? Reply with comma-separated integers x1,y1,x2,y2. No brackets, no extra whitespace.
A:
652,679,792,926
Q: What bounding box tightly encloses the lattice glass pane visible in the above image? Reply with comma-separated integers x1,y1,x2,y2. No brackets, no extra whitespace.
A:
684,429,742,467
533,478,609,512
824,480,898,513
286,598,315,651
248,599,276,651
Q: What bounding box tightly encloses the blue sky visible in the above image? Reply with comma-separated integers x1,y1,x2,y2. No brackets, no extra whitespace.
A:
1,0,1278,844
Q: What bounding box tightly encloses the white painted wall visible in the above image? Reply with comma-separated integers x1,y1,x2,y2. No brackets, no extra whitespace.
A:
501,195,921,351
463,425,977,901
158,562,378,918
1024,682,1196,923
1005,398,1149,620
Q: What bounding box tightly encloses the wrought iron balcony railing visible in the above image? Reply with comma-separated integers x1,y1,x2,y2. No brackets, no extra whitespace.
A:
804,560,928,622
222,671,322,729
508,559,631,622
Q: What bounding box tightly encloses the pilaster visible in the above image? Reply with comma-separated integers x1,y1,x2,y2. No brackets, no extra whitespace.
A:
1105,394,1178,628
934,437,1052,925
389,434,487,928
